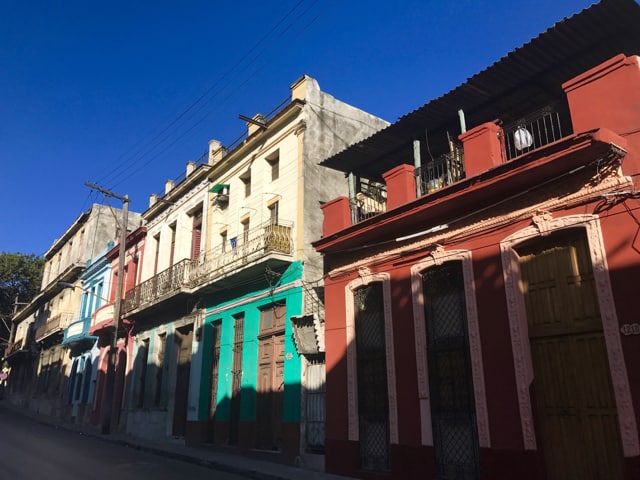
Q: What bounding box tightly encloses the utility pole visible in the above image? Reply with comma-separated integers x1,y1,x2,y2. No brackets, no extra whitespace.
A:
6,296,27,349
85,181,129,435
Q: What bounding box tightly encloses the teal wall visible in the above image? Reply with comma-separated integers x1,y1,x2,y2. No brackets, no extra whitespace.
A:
195,261,304,423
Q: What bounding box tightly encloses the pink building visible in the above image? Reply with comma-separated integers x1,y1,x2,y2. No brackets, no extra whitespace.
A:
89,226,146,429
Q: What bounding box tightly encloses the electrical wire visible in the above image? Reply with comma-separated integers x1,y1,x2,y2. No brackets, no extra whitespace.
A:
97,0,332,192
107,1,332,192
100,0,311,187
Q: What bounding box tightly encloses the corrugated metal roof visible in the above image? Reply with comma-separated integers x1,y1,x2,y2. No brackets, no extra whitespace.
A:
321,0,640,179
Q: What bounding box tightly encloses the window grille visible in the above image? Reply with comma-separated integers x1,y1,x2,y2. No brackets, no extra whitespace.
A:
305,356,326,452
422,262,480,480
354,283,390,471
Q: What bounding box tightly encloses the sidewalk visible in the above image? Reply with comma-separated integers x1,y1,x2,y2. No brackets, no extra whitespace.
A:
0,400,355,480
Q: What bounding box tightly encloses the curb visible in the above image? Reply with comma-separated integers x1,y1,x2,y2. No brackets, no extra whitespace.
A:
0,401,352,480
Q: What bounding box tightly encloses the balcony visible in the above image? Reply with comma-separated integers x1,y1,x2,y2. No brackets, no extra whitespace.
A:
89,303,115,335
350,180,387,224
123,221,294,314
501,105,566,161
415,143,465,197
123,258,191,314
189,220,294,290
35,311,75,343
341,108,565,228
62,317,96,351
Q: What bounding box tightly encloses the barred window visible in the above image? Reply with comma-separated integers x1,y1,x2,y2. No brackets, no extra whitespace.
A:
354,283,390,471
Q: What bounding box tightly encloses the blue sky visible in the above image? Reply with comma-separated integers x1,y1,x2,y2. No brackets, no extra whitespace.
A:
1,0,597,256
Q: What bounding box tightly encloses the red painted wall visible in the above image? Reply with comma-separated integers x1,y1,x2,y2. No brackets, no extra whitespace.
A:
317,55,640,479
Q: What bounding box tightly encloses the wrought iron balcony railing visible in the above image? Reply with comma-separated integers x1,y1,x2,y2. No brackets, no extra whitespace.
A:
502,105,567,161
124,221,294,313
350,181,387,224
34,311,75,342
123,258,191,313
302,280,325,322
415,143,465,197
189,220,294,289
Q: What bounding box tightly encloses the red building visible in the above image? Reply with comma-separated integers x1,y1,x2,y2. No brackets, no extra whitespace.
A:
313,1,640,479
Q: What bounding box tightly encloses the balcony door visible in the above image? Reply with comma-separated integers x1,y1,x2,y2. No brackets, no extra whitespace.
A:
172,324,193,437
208,321,222,442
228,314,244,446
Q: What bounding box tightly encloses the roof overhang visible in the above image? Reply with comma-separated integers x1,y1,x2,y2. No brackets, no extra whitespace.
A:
314,128,628,254
320,0,640,180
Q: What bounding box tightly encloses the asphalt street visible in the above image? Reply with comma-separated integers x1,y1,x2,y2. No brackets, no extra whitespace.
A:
0,406,249,480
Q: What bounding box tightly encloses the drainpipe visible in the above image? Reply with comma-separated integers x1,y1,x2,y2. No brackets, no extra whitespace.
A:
348,172,357,225
413,140,422,197
458,109,467,133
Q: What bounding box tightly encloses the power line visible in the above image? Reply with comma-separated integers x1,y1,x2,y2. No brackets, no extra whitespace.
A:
106,0,335,193
98,0,325,190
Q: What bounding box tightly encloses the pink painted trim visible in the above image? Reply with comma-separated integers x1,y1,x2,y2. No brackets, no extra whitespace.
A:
501,213,639,456
410,249,491,448
345,271,398,444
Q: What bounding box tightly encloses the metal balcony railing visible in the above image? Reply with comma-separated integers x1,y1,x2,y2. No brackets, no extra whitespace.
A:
123,258,191,313
415,143,465,197
302,281,325,322
350,181,387,224
502,106,567,161
189,220,293,289
124,221,294,313
34,311,75,342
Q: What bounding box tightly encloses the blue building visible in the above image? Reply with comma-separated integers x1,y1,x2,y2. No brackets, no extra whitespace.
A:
61,242,113,424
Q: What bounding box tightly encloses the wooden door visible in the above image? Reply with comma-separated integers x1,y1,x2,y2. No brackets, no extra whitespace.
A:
229,315,244,446
517,229,623,480
256,334,284,450
172,325,193,436
208,321,222,441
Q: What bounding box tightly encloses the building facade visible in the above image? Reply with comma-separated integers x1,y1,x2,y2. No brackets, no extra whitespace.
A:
89,226,147,431
119,156,212,440
61,242,113,425
314,2,640,479
5,204,142,419
112,74,387,469
184,74,387,465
